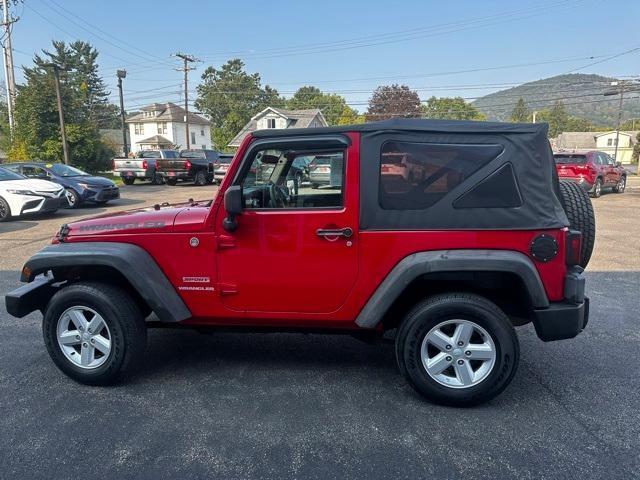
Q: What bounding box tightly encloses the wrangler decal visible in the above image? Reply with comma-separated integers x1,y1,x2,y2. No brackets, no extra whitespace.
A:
78,221,165,232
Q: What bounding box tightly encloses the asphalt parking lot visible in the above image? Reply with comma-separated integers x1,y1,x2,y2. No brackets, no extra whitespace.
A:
1,178,639,479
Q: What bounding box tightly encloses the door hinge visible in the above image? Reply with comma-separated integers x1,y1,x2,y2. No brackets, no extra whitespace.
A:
216,235,236,249
217,283,238,296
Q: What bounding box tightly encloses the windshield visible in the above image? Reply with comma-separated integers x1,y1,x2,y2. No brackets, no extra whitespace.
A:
554,154,587,164
48,164,90,177
218,156,233,164
0,166,25,181
139,151,161,158
181,150,207,159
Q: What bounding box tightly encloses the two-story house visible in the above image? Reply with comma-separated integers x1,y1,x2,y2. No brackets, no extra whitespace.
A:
126,102,212,152
228,107,328,148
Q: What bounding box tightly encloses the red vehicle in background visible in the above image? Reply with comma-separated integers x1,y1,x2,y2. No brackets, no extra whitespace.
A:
554,150,627,198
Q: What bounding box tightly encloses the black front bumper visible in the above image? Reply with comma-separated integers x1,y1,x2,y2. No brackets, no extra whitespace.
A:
532,266,589,342
5,274,56,318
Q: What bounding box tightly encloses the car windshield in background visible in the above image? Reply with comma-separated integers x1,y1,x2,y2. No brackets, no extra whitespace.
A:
554,154,587,164
218,156,233,164
0,166,25,181
48,164,90,177
139,151,161,158
180,151,207,158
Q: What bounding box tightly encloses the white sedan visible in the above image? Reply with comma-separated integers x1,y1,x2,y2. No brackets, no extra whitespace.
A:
0,166,65,222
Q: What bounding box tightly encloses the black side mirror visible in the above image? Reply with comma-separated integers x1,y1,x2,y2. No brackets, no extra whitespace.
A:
223,185,242,232
615,161,622,167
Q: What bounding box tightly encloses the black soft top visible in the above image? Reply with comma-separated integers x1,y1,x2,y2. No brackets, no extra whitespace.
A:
252,118,546,138
255,119,568,231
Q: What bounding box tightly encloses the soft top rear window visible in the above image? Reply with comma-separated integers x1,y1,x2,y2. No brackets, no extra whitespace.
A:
554,154,587,164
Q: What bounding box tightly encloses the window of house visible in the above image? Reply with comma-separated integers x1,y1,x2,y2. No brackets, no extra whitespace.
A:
200,129,205,136
134,123,144,135
157,122,167,135
266,118,276,129
191,132,196,144
239,148,344,209
378,141,504,210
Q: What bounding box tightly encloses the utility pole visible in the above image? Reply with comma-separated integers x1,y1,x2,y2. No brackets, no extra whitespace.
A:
44,63,70,165
116,69,129,156
603,80,640,162
532,111,538,123
1,0,17,133
173,53,198,149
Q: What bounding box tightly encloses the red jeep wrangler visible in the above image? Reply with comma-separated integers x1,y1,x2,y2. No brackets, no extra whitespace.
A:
5,120,594,406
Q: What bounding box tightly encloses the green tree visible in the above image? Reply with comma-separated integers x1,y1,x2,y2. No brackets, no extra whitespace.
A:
536,101,593,137
195,59,282,149
421,96,485,121
11,40,116,170
366,84,421,121
621,118,640,130
335,104,365,125
510,98,529,122
286,86,359,125
632,132,640,164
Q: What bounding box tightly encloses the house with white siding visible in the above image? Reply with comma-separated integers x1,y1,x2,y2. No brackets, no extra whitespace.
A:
126,102,212,152
228,107,327,148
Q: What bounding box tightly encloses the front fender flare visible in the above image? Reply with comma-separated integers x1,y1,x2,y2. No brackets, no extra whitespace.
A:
18,242,191,322
355,249,549,328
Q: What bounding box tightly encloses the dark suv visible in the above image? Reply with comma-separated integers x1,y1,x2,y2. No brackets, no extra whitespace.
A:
4,162,120,208
5,119,593,407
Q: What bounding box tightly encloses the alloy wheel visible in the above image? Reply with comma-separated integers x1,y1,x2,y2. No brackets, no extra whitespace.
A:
56,306,112,369
421,319,496,389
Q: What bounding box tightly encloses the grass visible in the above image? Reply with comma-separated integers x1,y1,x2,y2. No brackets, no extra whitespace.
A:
98,172,123,186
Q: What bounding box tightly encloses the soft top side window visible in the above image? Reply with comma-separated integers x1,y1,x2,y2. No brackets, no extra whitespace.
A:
378,141,503,210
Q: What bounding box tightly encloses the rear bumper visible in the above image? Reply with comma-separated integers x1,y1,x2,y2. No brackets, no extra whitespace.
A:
118,170,149,178
160,171,192,180
532,266,589,341
558,176,594,191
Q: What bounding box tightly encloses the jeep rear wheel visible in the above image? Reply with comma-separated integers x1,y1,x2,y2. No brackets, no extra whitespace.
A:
395,293,519,407
43,282,147,385
559,180,596,268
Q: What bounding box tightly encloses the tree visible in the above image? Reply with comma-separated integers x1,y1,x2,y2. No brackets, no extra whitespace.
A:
195,59,282,149
10,40,116,170
335,105,365,125
535,101,593,137
366,84,421,121
621,118,640,130
286,86,359,125
510,98,529,122
422,96,485,121
632,132,640,165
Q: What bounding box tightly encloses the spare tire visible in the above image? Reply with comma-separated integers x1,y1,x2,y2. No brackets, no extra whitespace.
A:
558,180,596,268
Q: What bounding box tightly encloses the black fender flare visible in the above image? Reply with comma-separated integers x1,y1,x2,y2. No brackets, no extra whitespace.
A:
355,249,549,328
12,242,191,322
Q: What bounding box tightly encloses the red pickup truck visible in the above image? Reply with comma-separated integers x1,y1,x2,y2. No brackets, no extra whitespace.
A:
6,119,594,407
554,150,627,198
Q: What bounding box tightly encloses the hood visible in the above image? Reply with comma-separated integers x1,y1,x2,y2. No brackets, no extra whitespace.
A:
64,175,116,187
59,200,211,240
1,178,64,192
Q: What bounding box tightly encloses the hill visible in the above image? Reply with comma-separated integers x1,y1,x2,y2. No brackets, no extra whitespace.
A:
472,74,640,126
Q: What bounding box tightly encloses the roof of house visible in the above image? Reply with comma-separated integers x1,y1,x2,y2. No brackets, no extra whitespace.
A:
135,134,173,145
593,130,639,138
555,132,597,149
126,102,210,125
228,107,326,147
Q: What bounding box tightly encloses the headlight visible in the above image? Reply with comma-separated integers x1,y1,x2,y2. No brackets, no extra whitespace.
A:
77,183,92,189
6,189,37,195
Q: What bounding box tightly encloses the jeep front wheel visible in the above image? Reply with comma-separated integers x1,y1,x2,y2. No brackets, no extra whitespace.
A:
395,293,519,407
42,282,147,385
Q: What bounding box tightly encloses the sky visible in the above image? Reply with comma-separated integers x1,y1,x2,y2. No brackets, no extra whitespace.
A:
9,0,640,115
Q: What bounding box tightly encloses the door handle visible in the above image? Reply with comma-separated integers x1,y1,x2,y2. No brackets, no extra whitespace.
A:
316,227,353,238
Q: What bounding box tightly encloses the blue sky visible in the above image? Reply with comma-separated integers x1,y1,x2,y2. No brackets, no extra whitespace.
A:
11,0,640,113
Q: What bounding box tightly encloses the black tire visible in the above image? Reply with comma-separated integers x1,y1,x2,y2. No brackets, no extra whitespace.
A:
42,282,147,386
122,177,135,186
311,183,319,189
64,188,81,209
151,172,164,185
613,175,626,193
0,196,11,222
590,177,602,198
395,293,519,407
559,180,596,269
166,178,177,186
194,170,207,186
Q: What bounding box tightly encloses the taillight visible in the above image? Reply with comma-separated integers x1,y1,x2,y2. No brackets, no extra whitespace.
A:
142,160,147,170
185,160,191,170
566,230,582,266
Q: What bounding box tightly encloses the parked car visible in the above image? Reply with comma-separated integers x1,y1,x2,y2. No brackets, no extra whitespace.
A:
5,119,593,407
554,150,626,198
308,153,344,189
113,150,179,185
4,162,120,208
0,166,65,222
156,149,221,186
213,154,234,184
